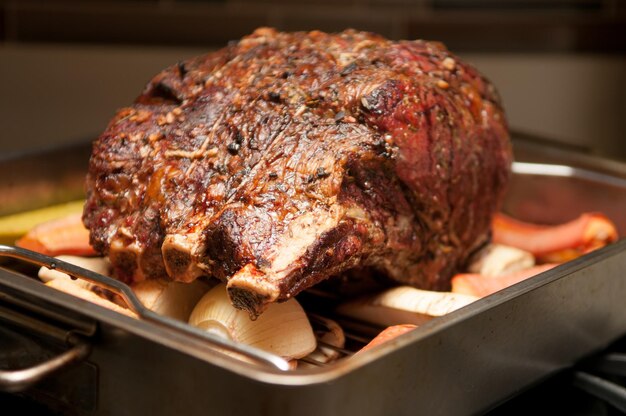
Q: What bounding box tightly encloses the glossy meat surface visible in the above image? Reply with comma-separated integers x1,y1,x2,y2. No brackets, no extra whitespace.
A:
83,28,512,316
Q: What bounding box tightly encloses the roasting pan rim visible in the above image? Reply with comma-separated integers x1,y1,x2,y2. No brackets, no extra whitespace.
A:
1,134,626,389
2,236,624,387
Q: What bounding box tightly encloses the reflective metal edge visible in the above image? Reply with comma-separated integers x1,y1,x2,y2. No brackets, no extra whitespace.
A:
1,137,626,415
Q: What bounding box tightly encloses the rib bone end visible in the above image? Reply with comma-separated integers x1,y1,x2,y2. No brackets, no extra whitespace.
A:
226,263,280,319
162,234,204,283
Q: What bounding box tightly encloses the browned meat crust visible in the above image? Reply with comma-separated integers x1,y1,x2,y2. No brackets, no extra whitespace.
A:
83,28,512,317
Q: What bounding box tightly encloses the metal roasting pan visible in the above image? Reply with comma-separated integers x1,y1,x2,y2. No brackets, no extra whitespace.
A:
1,133,626,415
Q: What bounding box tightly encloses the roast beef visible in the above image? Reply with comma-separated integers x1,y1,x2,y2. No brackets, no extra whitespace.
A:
83,28,512,317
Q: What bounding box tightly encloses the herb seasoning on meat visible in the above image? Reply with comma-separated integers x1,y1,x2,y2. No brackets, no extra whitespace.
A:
83,28,512,317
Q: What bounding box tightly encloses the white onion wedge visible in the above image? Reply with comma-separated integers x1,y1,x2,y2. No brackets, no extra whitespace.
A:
189,284,316,360
131,279,212,321
468,244,535,277
337,286,478,327
46,279,136,318
38,255,110,290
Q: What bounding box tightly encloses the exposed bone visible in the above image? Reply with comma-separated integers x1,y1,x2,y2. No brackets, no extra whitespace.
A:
226,207,344,317
108,238,145,282
162,233,205,282
227,264,282,318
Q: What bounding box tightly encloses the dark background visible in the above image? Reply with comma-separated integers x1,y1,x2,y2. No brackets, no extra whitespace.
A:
0,0,625,158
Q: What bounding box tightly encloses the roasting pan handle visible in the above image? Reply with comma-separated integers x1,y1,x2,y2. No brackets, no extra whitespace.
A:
0,244,292,371
0,334,91,393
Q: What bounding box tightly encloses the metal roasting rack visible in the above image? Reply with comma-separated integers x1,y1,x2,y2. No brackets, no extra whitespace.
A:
2,146,626,415
0,244,382,392
0,244,293,392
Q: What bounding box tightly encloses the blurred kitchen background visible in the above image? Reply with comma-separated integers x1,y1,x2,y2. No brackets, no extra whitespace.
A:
0,0,624,159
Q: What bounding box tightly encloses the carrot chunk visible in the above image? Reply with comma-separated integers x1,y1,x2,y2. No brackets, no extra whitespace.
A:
451,264,558,298
16,212,96,257
492,212,618,263
358,324,417,353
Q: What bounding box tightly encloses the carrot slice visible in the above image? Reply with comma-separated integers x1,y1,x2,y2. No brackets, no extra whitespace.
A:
16,212,96,257
358,324,417,353
0,200,85,245
492,212,618,263
451,263,558,298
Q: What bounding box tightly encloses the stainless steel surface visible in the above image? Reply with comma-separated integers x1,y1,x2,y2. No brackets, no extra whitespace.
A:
1,135,626,415
0,245,290,371
0,335,90,393
588,353,626,377
572,372,626,413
